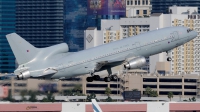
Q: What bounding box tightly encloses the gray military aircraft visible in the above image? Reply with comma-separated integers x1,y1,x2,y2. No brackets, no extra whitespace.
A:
6,26,197,82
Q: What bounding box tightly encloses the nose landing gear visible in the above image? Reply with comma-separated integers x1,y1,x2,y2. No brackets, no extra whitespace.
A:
166,51,172,62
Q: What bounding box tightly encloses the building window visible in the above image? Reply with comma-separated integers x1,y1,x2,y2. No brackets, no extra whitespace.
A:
136,10,139,14
135,0,137,5
146,0,148,5
143,0,145,5
130,0,133,5
138,0,140,5
127,0,129,5
143,10,147,14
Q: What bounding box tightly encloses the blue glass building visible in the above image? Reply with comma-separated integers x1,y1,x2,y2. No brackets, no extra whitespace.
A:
64,0,126,51
0,0,16,73
64,0,97,52
151,0,200,14
16,0,64,48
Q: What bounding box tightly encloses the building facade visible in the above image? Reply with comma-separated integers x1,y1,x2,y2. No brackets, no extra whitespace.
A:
149,6,200,74
151,0,200,14
0,0,16,73
16,0,64,48
64,0,97,52
2,68,200,98
126,0,152,17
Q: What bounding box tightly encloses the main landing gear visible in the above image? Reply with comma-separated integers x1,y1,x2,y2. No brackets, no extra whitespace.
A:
86,74,100,82
86,67,118,82
86,74,118,82
86,71,100,82
166,51,172,62
104,74,118,82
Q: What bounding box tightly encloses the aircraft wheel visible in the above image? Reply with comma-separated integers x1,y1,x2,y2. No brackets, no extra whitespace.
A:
167,57,172,61
86,77,94,82
93,75,100,81
111,75,118,80
104,77,111,82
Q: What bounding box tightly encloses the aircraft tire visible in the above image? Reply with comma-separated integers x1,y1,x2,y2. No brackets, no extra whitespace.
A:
93,75,100,80
104,77,111,82
111,75,118,80
167,57,172,61
86,77,94,82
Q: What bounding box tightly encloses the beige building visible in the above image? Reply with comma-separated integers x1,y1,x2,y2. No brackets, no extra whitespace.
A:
1,68,200,98
168,7,200,74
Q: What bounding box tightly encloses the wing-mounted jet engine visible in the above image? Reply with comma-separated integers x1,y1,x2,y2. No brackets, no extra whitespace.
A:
124,57,146,69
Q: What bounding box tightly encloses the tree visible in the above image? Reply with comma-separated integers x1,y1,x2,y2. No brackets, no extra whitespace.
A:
28,91,37,102
86,93,97,102
3,90,14,102
168,92,173,101
63,89,73,96
73,84,82,93
105,87,111,96
47,92,55,102
105,96,113,102
191,97,196,102
144,87,152,97
42,97,49,102
144,87,158,97
132,89,138,91
150,90,158,97
20,90,27,101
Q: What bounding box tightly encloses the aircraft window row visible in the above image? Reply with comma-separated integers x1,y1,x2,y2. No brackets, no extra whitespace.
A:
64,46,135,68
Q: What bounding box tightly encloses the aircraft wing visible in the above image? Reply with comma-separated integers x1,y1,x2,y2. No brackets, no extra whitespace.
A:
95,58,125,71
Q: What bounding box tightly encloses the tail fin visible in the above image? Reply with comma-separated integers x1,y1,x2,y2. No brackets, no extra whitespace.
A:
91,99,102,112
6,33,39,64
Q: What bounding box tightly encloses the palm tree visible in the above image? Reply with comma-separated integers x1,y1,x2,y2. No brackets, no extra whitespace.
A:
105,87,111,96
168,92,173,101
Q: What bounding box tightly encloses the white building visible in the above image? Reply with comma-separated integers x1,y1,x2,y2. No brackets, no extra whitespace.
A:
126,0,152,17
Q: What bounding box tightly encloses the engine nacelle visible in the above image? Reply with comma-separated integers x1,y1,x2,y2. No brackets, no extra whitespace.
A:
124,57,146,69
17,70,31,80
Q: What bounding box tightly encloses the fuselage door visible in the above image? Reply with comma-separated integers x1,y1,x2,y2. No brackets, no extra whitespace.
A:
171,31,179,42
135,42,141,50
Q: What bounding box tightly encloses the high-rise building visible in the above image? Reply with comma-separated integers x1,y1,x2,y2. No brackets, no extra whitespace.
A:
151,0,200,14
149,6,200,74
0,0,16,73
16,0,64,48
65,0,126,52
126,0,151,17
64,0,96,52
